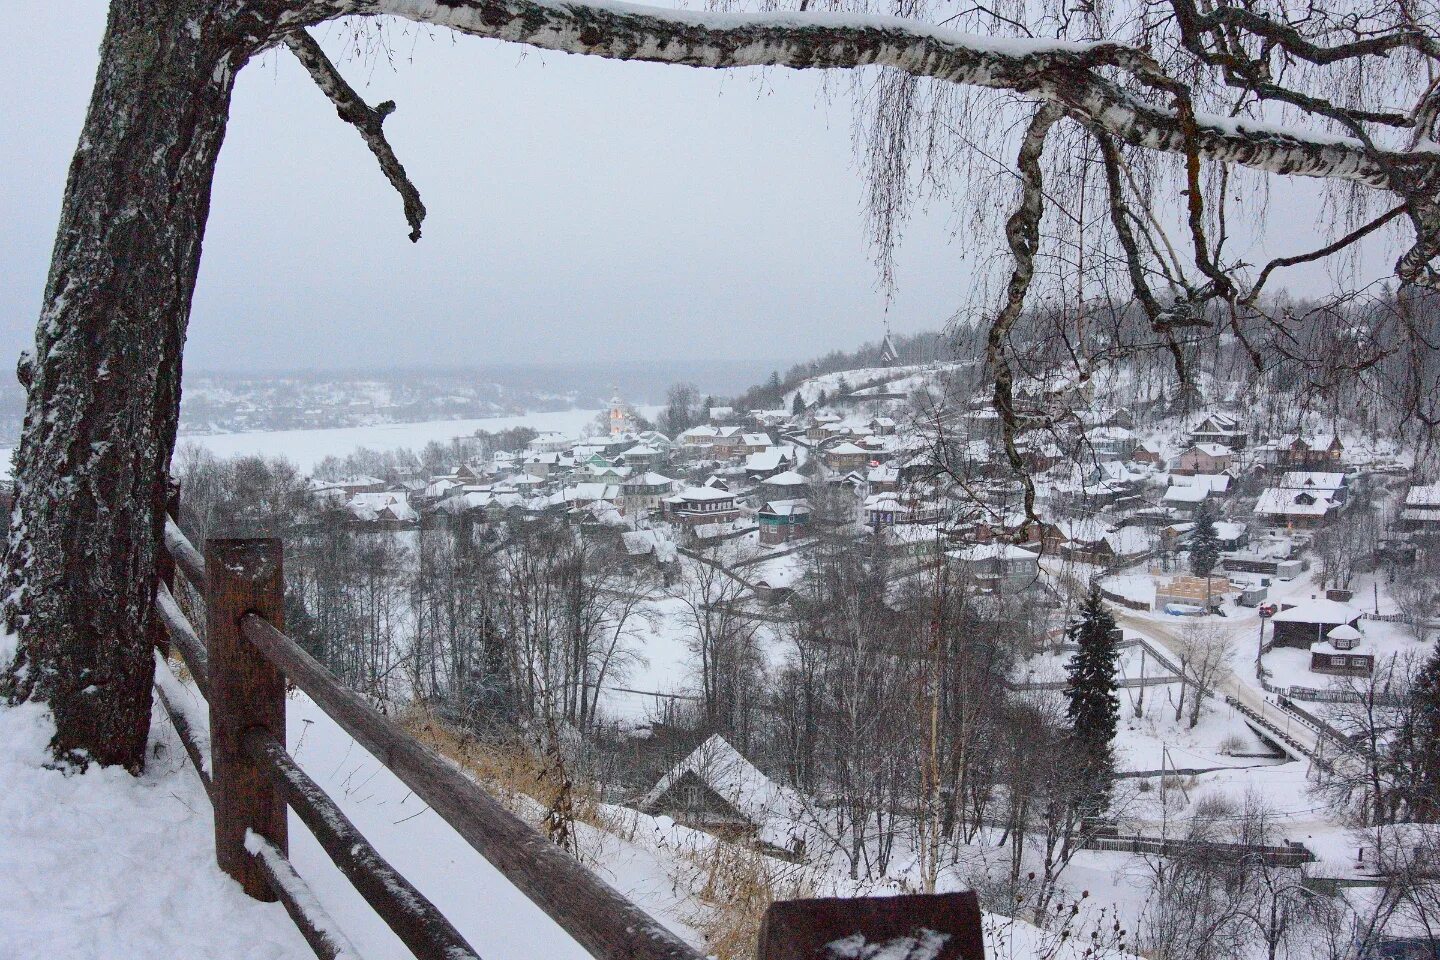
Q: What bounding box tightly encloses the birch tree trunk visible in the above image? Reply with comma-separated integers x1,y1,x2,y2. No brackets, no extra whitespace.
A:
3,1,248,770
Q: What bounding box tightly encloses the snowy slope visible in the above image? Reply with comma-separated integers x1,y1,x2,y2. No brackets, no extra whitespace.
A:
2,627,1124,960
0,667,311,958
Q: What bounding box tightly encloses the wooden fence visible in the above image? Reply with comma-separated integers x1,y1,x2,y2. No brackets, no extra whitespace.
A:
154,516,707,960
152,503,983,959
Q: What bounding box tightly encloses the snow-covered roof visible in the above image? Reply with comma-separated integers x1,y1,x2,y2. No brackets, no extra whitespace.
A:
1327,623,1363,642
952,543,1039,562
826,441,868,455
346,491,417,523
672,486,734,502
1185,443,1232,458
623,471,675,488
1255,487,1335,517
621,529,677,562
642,736,807,850
1273,598,1361,625
1405,482,1440,507
1163,485,1209,503
745,449,786,473
763,470,808,487
760,499,811,518
1173,473,1231,493
1279,471,1345,491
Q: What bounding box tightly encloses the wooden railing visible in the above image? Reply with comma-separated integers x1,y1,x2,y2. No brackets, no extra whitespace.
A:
153,516,706,960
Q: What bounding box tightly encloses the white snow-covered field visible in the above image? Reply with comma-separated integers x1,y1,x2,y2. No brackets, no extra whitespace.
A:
177,409,611,471
0,408,662,478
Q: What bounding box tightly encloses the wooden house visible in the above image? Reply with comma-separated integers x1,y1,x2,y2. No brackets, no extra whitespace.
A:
640,735,808,855
1270,598,1362,649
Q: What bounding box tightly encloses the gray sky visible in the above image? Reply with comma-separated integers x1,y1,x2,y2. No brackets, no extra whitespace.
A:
3,5,972,372
1,4,1391,374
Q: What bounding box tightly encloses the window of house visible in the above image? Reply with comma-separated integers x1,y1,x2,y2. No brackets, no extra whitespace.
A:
682,783,702,811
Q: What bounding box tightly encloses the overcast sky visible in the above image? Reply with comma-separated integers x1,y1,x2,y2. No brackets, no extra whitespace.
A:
2,5,1389,375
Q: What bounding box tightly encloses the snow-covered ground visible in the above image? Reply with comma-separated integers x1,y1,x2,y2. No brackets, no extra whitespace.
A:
3,633,1120,960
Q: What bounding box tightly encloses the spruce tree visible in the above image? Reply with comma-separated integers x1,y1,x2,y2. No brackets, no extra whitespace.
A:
1190,500,1221,579
1065,586,1120,815
792,392,805,416
1398,643,1440,821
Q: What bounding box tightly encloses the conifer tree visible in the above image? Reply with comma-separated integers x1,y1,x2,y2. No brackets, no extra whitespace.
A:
792,392,805,416
1190,500,1221,579
1065,586,1120,815
1398,644,1440,821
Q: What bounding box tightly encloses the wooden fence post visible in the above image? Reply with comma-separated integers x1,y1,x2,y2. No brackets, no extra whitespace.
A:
150,480,180,657
206,537,287,901
756,892,985,960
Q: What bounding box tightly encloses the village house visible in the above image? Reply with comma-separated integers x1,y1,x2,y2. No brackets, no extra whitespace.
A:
640,735,808,855
1277,433,1345,469
862,493,943,528
757,499,811,545
1174,443,1233,475
740,433,774,455
822,441,871,472
620,472,676,518
1254,487,1337,529
761,469,809,503
1400,481,1440,534
526,431,572,454
709,426,749,459
1308,623,1375,677
663,486,742,526
744,447,794,479
866,463,900,494
1189,412,1247,448
869,416,896,436
678,424,719,449
1088,425,1138,461
1131,440,1165,467
1161,483,1210,512
950,543,1040,592
345,491,419,528
1269,597,1362,649
1278,471,1347,502
618,443,664,469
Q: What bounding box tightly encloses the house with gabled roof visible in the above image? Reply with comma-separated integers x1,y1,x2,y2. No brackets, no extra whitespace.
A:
641,735,809,855
621,472,677,518
1189,412,1247,448
663,486,742,527
1402,481,1440,533
1175,443,1233,476
758,499,811,545
1276,433,1344,469
1255,487,1337,529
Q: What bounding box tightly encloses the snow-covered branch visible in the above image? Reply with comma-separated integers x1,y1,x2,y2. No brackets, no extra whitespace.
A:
307,0,1435,194
285,29,427,241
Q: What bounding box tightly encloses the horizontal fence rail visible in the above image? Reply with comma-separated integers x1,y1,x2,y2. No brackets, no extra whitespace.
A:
239,612,703,960
153,513,707,960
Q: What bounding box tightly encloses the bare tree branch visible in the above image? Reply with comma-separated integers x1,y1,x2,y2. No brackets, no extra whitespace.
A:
285,29,427,242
